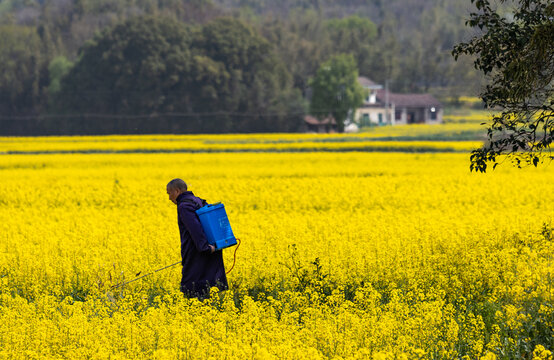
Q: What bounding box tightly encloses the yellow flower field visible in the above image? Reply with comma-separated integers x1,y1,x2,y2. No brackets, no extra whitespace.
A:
0,125,486,154
0,136,552,359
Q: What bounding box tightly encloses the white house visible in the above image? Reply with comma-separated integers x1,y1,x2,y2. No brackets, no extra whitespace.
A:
354,77,443,127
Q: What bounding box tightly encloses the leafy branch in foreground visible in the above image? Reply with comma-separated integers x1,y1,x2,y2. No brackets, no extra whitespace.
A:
453,0,554,172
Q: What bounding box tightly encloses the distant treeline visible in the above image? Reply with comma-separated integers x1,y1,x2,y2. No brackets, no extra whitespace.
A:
0,0,481,135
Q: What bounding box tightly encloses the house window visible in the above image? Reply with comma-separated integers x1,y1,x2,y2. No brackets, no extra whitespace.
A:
378,113,383,124
395,110,402,120
430,107,437,120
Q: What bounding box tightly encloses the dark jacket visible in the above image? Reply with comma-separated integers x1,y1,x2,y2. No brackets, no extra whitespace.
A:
176,191,228,297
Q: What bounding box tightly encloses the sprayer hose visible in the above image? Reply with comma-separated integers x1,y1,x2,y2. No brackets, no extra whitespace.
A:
226,238,241,274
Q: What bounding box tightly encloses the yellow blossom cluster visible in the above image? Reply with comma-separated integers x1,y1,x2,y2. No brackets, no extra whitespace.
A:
0,137,552,359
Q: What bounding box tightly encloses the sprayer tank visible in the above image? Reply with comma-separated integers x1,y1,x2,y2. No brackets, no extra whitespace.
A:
196,203,237,250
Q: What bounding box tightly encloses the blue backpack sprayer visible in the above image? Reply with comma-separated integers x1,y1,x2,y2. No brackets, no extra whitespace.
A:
196,202,238,251
110,202,239,290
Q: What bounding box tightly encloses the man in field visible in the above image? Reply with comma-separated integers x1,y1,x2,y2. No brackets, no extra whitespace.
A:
166,178,228,299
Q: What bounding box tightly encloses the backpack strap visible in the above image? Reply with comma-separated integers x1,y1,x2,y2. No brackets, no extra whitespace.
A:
179,197,208,210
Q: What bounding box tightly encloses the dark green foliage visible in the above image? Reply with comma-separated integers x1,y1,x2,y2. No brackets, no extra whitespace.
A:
324,15,377,74
191,17,306,133
0,25,43,114
453,0,554,172
259,10,330,93
51,16,305,133
0,0,485,134
56,16,193,115
49,16,200,133
366,12,399,85
196,17,308,132
309,54,366,132
47,56,73,99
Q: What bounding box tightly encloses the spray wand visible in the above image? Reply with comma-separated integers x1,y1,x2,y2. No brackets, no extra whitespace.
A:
110,238,240,290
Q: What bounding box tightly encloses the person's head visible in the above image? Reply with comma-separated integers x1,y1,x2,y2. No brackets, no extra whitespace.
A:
167,178,187,204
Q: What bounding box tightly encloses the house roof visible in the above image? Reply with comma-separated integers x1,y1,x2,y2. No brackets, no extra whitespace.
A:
358,76,383,89
304,115,337,125
376,90,442,108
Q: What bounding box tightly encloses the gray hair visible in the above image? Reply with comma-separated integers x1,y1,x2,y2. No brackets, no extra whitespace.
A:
167,178,188,191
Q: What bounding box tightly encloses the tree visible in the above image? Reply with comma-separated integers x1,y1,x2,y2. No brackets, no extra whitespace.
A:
260,10,330,93
47,55,73,98
0,25,43,115
368,11,399,86
194,17,271,116
309,54,366,133
194,17,305,132
325,15,377,74
56,15,303,134
56,16,194,112
453,0,554,172
53,16,203,133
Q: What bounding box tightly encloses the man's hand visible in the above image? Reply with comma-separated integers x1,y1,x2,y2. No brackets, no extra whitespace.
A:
208,245,215,253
